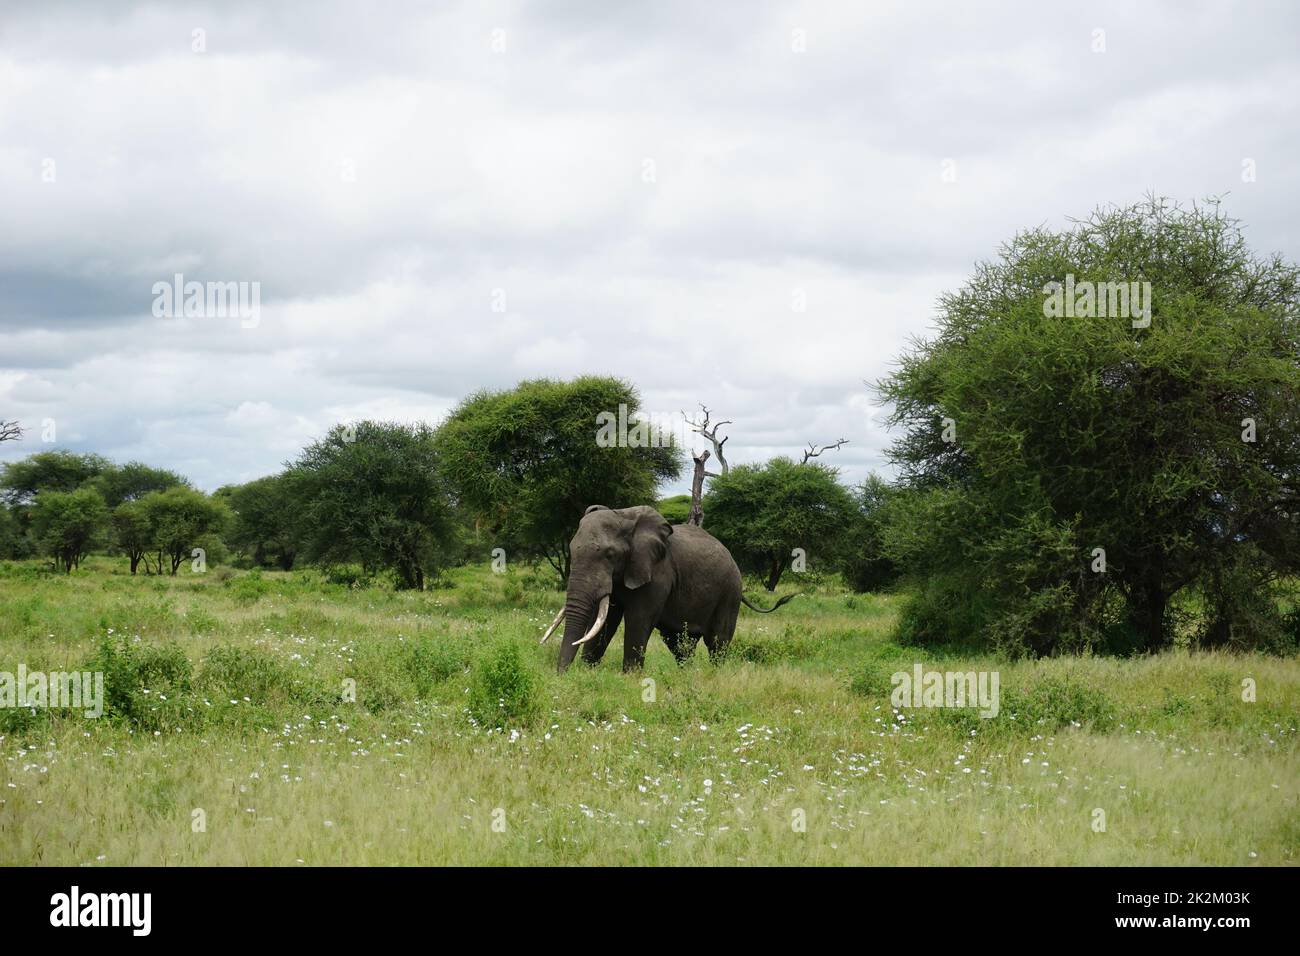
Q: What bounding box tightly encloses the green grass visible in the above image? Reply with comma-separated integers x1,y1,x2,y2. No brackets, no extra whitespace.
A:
0,557,1296,865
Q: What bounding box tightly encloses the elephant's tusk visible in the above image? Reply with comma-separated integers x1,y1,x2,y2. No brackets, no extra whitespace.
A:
538,607,565,644
572,596,610,646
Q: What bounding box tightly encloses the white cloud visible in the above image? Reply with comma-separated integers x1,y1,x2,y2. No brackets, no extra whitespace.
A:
1,0,1297,493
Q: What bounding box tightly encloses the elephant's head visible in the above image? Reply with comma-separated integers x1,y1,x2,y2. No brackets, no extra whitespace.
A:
550,504,673,672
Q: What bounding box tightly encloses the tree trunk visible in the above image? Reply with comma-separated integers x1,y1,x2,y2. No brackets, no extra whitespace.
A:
395,560,424,591
1142,584,1167,652
544,541,571,583
765,554,783,592
688,450,709,527
1128,576,1168,652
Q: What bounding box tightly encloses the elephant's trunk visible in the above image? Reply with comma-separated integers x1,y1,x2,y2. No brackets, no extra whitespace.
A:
556,574,609,672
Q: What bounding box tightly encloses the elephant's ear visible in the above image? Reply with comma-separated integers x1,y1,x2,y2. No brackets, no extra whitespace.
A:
621,506,672,590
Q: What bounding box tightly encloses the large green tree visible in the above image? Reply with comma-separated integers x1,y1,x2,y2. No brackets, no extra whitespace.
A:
0,450,111,505
435,377,682,579
288,421,456,589
30,487,109,572
112,498,154,574
219,474,302,570
703,457,855,590
140,486,231,575
879,197,1300,655
840,474,902,593
88,462,190,509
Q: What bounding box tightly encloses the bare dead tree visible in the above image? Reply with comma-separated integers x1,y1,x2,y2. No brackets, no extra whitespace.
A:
687,449,709,526
0,420,21,443
681,404,730,476
801,438,849,464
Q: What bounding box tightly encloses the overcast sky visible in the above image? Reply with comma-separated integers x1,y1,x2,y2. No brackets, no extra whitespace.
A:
2,0,1298,494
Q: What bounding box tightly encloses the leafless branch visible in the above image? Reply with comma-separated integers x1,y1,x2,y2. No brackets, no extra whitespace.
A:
681,404,730,474
801,438,849,464
0,420,22,443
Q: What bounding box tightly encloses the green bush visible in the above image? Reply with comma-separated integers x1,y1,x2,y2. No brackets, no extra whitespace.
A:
468,638,537,729
185,605,220,634
323,564,377,589
849,644,926,699
90,635,199,731
228,570,271,605
893,574,997,652
405,635,471,696
199,646,291,702
1003,676,1115,732
729,626,817,665
0,703,51,736
502,576,525,604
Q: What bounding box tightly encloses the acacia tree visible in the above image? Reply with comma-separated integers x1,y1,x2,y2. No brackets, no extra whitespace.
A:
288,421,455,589
703,457,856,590
879,197,1300,655
141,486,230,575
436,377,681,580
0,450,111,505
30,487,108,572
840,474,902,593
112,499,154,574
88,462,189,509
220,474,302,570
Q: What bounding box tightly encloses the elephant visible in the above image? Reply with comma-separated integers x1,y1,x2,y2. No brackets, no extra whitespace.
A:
539,504,795,672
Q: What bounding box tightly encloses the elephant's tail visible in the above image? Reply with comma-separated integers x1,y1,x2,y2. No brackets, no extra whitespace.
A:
740,593,798,614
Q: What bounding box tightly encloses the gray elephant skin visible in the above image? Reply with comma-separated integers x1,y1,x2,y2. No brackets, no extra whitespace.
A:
541,504,794,672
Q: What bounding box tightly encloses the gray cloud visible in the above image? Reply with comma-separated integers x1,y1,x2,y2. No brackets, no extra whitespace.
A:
1,0,1298,492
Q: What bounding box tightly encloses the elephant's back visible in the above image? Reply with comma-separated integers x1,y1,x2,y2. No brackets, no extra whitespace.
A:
671,523,742,583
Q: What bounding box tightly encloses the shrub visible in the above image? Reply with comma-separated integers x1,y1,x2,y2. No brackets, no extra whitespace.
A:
405,635,471,695
228,570,271,605
90,635,198,731
185,605,220,634
849,644,926,699
893,573,998,652
502,577,525,604
323,564,377,589
1003,676,1115,731
468,639,537,728
199,646,291,702
0,703,51,736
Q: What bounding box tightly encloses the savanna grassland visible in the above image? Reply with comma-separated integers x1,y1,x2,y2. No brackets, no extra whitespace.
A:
1,559,1296,866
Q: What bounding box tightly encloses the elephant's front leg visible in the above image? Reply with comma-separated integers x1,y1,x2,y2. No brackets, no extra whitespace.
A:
581,604,623,666
620,606,657,672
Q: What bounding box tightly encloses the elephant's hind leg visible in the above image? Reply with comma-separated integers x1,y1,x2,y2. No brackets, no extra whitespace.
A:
703,600,740,663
